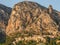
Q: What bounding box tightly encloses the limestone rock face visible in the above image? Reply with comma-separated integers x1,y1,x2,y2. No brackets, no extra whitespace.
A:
6,1,59,37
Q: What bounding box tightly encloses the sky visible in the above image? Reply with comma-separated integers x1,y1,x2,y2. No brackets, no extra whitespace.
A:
0,0,60,11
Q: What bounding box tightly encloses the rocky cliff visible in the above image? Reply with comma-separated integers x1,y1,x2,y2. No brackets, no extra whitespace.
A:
5,1,60,44
6,1,60,36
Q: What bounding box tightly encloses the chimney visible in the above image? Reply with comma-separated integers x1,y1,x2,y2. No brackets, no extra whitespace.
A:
48,5,53,14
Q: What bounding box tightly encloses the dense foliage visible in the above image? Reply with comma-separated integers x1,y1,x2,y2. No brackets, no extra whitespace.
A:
0,36,60,45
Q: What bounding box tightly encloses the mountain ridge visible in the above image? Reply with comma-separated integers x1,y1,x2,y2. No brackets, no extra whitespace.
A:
0,1,60,45
6,1,60,36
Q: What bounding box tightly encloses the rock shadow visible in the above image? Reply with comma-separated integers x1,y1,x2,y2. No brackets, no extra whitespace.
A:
0,31,6,44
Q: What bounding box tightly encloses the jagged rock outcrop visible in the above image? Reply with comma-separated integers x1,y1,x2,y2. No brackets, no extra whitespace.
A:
6,1,60,44
6,1,60,36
